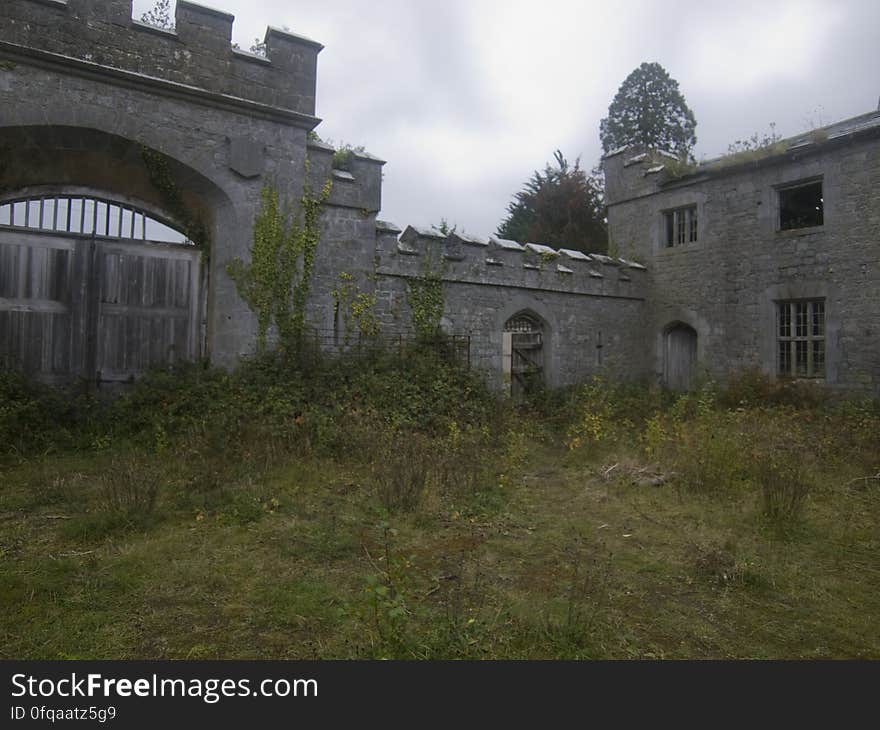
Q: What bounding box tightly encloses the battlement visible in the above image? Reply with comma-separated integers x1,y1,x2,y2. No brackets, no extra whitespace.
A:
379,225,647,299
602,145,680,206
306,141,385,213
0,0,322,124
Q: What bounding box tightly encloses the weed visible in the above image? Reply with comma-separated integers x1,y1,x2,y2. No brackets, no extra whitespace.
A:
96,454,161,517
370,433,433,513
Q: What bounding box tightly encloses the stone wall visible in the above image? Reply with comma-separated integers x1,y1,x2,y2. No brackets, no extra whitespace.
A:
1,0,321,116
0,0,653,391
604,119,880,393
0,0,389,370
369,227,651,388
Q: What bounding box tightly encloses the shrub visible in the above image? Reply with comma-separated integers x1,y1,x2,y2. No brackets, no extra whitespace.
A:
754,454,812,525
371,432,434,512
96,454,162,517
718,367,828,410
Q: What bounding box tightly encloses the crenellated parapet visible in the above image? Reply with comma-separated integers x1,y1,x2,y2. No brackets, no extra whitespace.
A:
378,225,647,299
306,141,385,213
602,145,682,206
0,0,322,124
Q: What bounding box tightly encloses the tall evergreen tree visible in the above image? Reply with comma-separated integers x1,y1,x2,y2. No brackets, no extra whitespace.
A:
497,151,607,255
600,62,697,158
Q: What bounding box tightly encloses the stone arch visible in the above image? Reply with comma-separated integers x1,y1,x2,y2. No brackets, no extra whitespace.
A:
0,126,232,238
0,124,240,362
503,309,547,398
493,298,557,392
0,124,243,382
662,321,698,391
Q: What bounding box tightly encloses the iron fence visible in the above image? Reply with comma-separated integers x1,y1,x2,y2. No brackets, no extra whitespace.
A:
297,329,472,368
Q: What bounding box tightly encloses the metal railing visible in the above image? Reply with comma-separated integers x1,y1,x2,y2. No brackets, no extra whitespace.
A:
0,195,188,243
297,329,472,368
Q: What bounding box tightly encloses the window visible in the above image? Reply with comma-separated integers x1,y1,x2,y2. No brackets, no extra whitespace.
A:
779,180,823,230
777,300,825,378
664,205,697,247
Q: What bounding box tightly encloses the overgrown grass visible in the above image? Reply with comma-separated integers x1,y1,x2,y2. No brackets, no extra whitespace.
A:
1,359,878,659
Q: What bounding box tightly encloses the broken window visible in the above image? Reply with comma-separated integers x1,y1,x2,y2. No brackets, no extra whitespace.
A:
779,180,823,230
664,205,697,247
777,299,825,378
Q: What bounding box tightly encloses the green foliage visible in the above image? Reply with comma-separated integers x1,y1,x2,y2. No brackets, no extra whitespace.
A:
332,272,379,341
431,218,457,236
371,433,433,512
0,368,87,459
332,144,366,171
140,0,174,30
3,363,880,659
727,122,783,155
497,150,607,255
600,62,697,158
96,454,161,517
406,254,445,340
140,146,209,252
227,178,332,353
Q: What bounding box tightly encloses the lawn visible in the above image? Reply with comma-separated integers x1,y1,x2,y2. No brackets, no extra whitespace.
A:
1,356,878,659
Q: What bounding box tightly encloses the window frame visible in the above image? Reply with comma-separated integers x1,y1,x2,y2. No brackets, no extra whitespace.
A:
776,298,826,379
777,177,824,232
663,204,698,248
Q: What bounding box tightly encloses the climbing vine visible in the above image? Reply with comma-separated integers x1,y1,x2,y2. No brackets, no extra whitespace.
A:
406,251,445,340
140,145,210,255
332,271,379,342
227,174,332,353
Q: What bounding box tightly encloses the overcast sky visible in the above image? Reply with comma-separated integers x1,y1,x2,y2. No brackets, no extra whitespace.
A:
134,0,880,237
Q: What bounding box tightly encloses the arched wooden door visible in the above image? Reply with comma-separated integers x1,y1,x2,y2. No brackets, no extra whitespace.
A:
664,323,697,391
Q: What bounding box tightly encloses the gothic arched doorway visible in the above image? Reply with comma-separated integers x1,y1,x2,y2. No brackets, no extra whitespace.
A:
503,312,544,398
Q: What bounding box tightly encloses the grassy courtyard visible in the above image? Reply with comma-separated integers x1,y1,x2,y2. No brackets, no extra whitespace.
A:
1,352,878,659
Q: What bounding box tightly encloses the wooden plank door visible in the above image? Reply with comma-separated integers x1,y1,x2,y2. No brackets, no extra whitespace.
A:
664,324,697,391
93,239,202,383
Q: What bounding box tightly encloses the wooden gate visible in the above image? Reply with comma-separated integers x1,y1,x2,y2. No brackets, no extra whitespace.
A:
664,323,697,391
0,226,203,384
503,313,544,398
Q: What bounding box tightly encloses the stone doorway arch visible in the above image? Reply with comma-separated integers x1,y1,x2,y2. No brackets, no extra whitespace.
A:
0,126,230,384
503,311,545,398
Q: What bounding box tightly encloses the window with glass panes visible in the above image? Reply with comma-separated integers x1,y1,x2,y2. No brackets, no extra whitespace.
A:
777,300,825,378
664,206,697,247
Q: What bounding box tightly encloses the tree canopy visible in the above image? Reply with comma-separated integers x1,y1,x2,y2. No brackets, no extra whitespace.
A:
599,62,697,159
496,151,607,255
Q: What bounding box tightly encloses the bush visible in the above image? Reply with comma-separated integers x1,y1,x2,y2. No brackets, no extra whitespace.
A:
96,454,162,517
371,432,434,513
754,455,812,525
0,368,101,459
718,368,829,410
565,376,666,460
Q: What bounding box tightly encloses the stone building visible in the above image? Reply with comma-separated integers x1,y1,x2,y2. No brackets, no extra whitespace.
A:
603,110,880,394
0,0,877,396
0,0,650,394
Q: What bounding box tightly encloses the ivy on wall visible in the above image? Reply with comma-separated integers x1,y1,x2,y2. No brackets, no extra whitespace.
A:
332,271,379,342
227,174,332,353
406,251,445,340
140,145,210,255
